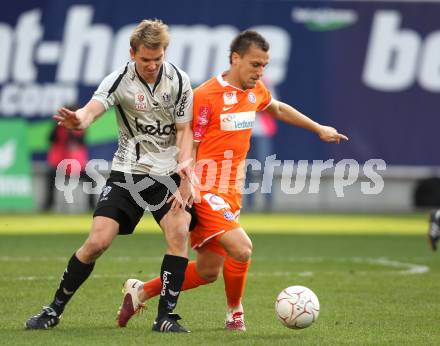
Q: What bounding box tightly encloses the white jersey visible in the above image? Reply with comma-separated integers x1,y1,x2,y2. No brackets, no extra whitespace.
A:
92,61,193,175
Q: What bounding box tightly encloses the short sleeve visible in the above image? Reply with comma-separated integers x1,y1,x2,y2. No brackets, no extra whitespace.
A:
174,70,193,123
192,88,211,142
256,81,273,112
91,69,122,110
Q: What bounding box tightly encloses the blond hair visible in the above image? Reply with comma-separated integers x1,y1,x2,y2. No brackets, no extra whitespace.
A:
130,19,170,51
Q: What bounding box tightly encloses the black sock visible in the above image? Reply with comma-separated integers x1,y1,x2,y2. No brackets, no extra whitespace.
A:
157,254,188,319
49,253,95,315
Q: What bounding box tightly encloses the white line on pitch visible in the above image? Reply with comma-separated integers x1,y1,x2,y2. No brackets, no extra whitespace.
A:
350,257,429,275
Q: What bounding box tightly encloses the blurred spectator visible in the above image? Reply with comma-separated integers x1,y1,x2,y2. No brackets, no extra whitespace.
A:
414,177,440,207
44,105,94,211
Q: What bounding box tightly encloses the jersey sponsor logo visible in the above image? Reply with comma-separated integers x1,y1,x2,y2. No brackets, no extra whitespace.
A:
222,106,233,111
223,91,238,105
203,193,231,211
223,210,235,221
194,105,210,140
176,89,190,117
247,92,256,104
198,106,210,125
135,93,147,110
135,118,176,136
220,111,255,131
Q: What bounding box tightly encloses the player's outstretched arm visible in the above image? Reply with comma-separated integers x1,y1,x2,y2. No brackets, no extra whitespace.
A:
266,99,349,144
53,99,106,130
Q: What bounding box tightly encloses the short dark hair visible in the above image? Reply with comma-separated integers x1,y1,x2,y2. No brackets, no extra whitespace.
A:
229,30,270,64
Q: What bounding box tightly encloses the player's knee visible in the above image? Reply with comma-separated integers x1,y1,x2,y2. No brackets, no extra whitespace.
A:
170,227,189,244
199,268,220,283
202,271,219,283
85,236,112,258
233,243,253,262
235,249,252,262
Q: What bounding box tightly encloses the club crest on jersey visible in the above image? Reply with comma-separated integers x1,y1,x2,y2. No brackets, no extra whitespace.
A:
223,91,238,105
162,92,171,104
203,193,231,211
224,210,235,221
248,92,256,104
135,93,147,110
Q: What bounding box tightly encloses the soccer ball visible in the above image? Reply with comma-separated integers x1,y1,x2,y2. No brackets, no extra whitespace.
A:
275,285,320,329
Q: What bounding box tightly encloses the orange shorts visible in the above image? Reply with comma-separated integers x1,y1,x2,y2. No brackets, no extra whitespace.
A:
190,192,241,257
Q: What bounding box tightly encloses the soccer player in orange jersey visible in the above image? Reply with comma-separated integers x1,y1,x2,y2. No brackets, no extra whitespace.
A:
118,30,348,331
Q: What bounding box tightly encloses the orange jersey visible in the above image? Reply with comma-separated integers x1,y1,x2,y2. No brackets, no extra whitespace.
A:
193,73,272,204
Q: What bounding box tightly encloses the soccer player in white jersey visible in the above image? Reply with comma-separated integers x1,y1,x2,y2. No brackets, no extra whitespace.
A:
428,210,440,251
25,19,194,333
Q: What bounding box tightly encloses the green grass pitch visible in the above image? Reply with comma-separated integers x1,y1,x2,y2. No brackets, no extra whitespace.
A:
0,213,439,345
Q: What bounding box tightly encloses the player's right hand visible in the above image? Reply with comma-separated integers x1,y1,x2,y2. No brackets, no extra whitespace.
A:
317,125,349,144
53,107,82,129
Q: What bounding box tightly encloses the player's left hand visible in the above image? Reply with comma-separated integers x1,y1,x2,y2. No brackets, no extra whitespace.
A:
318,125,349,144
168,176,194,211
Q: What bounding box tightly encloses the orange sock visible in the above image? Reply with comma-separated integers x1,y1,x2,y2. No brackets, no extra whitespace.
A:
223,256,250,308
142,276,162,299
181,260,210,290
143,261,209,298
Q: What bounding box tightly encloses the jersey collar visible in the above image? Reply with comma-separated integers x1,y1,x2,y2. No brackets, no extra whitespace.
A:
135,63,164,96
216,72,245,92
